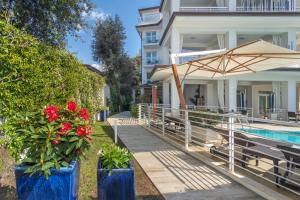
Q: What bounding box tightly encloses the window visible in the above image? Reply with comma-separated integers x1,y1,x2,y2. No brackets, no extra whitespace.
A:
146,72,152,83
146,51,158,64
145,31,157,43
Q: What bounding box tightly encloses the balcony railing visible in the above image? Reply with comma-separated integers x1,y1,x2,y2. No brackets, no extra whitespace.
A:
138,13,162,25
179,55,202,64
143,38,160,45
145,59,160,65
236,6,300,12
179,6,300,13
179,7,229,12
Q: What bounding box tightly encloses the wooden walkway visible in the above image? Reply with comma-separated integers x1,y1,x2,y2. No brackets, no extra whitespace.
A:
108,112,265,200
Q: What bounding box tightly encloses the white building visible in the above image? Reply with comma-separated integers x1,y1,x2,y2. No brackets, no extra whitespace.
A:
136,0,300,119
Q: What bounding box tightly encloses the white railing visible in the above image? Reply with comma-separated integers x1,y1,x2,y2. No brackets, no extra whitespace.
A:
179,55,202,64
145,58,160,65
236,6,300,12
179,6,300,13
143,37,160,45
138,104,300,197
179,7,229,12
138,13,162,25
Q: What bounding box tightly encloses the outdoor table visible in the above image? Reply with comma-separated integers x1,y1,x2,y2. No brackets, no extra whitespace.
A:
243,146,284,176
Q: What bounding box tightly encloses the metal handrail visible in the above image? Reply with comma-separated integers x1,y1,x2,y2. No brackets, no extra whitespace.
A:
179,6,229,12
139,103,300,196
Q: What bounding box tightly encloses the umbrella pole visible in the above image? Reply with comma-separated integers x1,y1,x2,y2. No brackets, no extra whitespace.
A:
171,63,186,109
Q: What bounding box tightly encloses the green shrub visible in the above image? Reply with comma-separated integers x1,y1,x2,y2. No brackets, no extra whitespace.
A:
189,109,223,128
0,157,3,173
99,144,132,174
0,20,104,118
130,104,138,118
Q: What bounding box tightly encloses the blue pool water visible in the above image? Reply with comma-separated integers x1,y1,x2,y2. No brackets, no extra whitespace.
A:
240,128,300,145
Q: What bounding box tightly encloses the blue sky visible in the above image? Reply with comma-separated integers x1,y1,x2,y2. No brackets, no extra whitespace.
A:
66,0,161,65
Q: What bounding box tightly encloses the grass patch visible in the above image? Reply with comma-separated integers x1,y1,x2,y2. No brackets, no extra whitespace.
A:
78,122,114,200
0,157,4,174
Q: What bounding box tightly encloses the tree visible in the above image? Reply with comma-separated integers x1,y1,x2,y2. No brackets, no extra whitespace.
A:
92,15,136,111
0,0,93,46
92,15,126,67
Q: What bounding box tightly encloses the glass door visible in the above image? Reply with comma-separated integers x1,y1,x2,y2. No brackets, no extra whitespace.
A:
259,95,269,117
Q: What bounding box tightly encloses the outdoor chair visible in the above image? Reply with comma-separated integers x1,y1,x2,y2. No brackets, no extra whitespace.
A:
164,115,185,134
288,112,297,122
276,145,300,187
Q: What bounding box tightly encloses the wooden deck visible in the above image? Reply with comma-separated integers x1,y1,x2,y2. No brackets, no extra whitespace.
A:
108,112,265,200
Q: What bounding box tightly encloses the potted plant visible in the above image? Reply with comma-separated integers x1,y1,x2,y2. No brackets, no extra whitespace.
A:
97,144,135,200
4,101,93,200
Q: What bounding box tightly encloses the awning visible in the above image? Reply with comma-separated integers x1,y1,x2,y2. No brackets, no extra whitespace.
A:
151,40,300,81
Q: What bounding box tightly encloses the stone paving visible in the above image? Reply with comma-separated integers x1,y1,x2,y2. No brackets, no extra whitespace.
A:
108,112,265,200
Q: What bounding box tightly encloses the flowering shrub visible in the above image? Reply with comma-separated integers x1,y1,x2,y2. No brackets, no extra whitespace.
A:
4,101,93,178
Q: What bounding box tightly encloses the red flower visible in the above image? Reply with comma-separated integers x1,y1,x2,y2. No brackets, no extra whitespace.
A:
59,122,72,134
67,101,77,112
78,108,90,120
52,134,61,145
44,105,59,122
76,126,86,136
87,126,92,135
76,126,92,137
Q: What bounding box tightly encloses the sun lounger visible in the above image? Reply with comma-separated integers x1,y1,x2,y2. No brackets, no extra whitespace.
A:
276,144,300,187
209,127,285,176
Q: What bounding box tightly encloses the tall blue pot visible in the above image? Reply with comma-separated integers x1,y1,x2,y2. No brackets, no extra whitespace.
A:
15,161,80,200
97,159,135,200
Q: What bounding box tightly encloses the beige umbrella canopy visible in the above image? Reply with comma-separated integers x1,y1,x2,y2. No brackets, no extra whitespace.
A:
150,40,300,108
151,40,300,81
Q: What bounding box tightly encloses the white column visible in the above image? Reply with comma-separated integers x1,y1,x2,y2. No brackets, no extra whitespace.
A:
163,81,170,105
171,77,180,109
272,81,281,108
228,0,237,11
171,30,181,64
228,30,237,49
297,86,300,111
228,79,237,112
206,84,214,107
288,80,297,112
217,80,225,107
288,31,296,50
171,0,180,12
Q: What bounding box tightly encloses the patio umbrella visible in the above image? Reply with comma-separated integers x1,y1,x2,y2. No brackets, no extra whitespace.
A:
151,40,300,107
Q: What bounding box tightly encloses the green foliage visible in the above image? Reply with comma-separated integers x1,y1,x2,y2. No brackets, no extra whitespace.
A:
99,144,132,175
0,0,93,46
189,109,223,128
0,157,3,173
92,15,138,111
3,102,93,178
0,20,104,118
130,104,138,118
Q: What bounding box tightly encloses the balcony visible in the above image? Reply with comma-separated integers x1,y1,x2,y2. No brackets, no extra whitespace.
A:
138,13,162,25
179,6,229,12
145,59,160,65
143,37,160,45
179,6,300,12
236,6,300,12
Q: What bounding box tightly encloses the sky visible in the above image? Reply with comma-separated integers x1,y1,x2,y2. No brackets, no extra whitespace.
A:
66,0,161,66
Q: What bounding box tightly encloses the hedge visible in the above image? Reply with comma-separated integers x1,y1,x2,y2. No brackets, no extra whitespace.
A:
0,20,104,117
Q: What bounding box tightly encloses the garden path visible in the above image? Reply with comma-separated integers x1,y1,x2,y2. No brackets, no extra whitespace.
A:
107,112,265,200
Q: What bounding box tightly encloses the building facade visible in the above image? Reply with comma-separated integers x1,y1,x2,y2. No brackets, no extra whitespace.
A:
137,0,300,119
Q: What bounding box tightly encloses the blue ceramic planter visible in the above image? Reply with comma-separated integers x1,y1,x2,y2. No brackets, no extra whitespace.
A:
15,161,80,200
97,159,135,200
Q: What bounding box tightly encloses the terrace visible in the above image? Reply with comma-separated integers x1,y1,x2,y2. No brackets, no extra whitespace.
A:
132,103,300,199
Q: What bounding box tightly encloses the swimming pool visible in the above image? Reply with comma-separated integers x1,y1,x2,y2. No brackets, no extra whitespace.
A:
240,128,300,145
